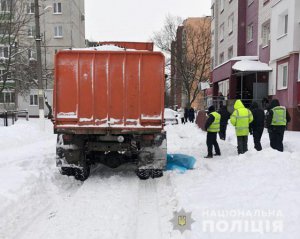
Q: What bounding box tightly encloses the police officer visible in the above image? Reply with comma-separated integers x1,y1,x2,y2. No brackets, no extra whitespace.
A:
204,105,221,158
230,99,253,154
265,99,291,152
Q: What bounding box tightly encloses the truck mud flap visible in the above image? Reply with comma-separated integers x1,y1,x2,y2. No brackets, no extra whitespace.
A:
137,132,167,179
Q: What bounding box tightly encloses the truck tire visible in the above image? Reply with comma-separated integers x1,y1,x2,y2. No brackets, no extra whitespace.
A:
74,165,90,181
60,167,75,176
151,169,163,178
136,169,151,180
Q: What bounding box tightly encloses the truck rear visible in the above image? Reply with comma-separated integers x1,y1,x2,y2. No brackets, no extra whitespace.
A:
53,42,166,181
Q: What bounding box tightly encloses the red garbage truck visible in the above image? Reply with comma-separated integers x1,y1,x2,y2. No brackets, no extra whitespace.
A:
53,42,166,181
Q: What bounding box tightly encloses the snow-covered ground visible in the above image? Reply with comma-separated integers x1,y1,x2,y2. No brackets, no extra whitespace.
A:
0,119,300,239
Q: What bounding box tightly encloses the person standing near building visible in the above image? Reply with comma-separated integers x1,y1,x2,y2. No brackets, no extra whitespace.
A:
265,99,291,152
204,105,221,158
249,102,265,151
230,99,253,154
218,105,230,140
189,107,195,123
184,107,189,123
178,107,185,124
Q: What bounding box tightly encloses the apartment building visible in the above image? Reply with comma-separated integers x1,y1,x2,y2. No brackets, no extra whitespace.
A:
0,0,85,116
269,0,300,130
211,0,299,130
170,17,211,110
17,0,85,116
211,0,271,108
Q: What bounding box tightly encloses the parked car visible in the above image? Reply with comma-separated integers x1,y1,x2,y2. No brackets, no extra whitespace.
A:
164,108,179,125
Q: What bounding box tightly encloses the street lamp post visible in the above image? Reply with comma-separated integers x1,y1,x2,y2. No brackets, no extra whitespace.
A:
34,0,45,129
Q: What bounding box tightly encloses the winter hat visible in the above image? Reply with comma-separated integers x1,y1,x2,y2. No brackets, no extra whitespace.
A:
208,105,215,113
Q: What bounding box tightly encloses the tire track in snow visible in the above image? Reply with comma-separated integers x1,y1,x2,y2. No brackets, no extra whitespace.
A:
18,168,140,239
135,178,162,239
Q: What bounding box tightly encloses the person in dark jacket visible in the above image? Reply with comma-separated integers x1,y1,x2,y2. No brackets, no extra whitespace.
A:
184,107,189,123
249,102,265,151
204,105,221,158
218,105,230,140
265,99,291,152
189,107,195,123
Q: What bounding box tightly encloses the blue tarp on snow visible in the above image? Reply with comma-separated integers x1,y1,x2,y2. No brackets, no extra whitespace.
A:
166,154,196,173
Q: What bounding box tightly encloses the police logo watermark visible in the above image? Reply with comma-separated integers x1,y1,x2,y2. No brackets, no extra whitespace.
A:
170,209,195,234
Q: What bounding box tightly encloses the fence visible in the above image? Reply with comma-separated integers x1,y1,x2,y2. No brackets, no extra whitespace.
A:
0,110,29,126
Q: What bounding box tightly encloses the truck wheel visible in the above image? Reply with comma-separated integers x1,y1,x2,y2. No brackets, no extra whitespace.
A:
74,165,90,181
151,169,163,178
60,167,75,176
136,169,151,180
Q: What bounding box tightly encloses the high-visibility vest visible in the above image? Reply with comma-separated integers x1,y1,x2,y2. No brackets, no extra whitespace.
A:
231,108,253,136
271,106,287,126
208,112,221,132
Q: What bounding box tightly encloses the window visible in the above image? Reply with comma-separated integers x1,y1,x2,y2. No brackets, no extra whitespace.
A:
277,62,288,90
0,0,8,12
220,23,224,42
0,91,15,103
262,22,270,47
220,0,224,13
228,13,234,34
219,52,224,64
30,94,38,106
53,2,62,14
211,4,215,18
0,46,9,58
278,12,288,37
211,30,214,48
284,14,288,34
0,69,11,81
27,26,35,37
228,46,233,59
247,24,253,42
27,2,34,14
54,25,63,38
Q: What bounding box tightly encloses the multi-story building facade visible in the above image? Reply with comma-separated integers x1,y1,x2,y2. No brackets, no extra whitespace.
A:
0,0,85,116
211,0,299,130
17,0,85,116
269,0,300,130
170,17,211,110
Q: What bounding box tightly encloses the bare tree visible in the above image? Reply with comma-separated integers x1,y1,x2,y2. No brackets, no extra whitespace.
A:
0,0,37,107
152,15,211,107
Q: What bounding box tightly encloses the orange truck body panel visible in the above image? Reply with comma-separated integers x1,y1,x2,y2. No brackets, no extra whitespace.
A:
54,46,165,134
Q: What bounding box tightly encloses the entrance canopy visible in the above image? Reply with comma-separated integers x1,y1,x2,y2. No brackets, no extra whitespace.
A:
232,60,272,72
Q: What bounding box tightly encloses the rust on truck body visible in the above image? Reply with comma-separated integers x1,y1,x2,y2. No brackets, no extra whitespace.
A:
97,41,154,51
54,49,165,134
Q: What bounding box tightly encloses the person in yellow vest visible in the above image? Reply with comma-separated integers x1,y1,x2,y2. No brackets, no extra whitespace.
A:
204,105,221,158
230,100,253,154
265,99,291,152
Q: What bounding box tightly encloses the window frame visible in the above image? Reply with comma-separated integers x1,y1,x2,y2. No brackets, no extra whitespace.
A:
27,2,35,14
277,62,288,90
262,21,270,47
54,25,63,38
247,23,254,43
220,23,224,42
53,2,62,14
228,13,234,35
30,94,38,106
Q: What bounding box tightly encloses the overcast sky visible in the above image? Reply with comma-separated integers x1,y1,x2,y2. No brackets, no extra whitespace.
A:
85,0,211,42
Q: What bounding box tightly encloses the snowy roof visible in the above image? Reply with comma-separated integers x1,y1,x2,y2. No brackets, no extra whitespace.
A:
232,60,272,72
68,45,139,51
